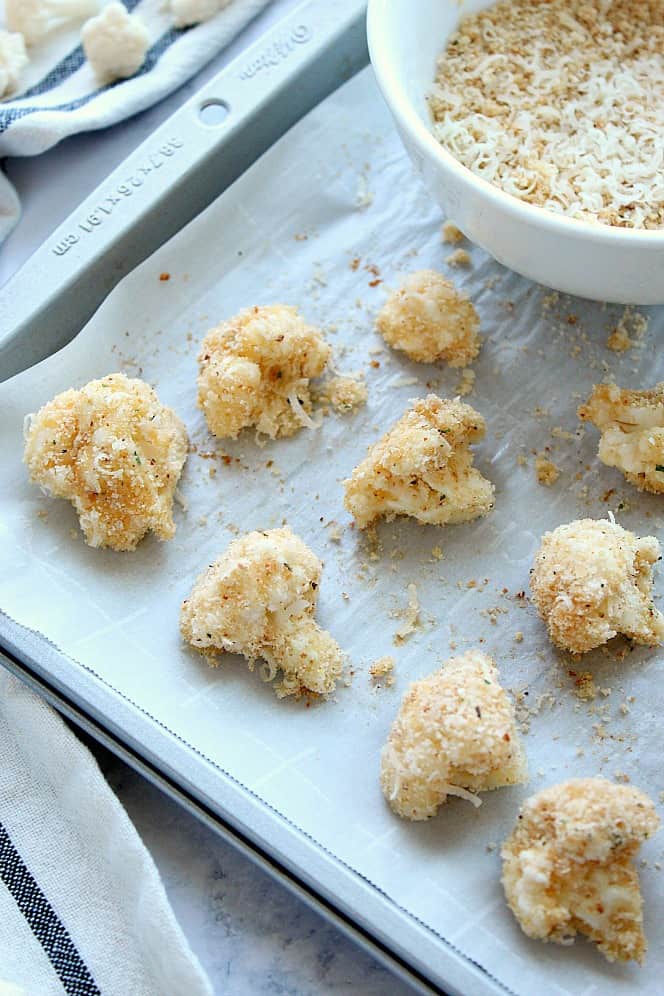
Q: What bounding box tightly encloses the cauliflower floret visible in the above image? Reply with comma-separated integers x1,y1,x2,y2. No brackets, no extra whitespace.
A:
578,382,664,494
530,517,664,654
170,0,233,28
24,373,188,552
6,0,98,46
343,394,495,529
180,527,344,698
501,779,660,963
82,3,149,83
376,269,480,366
0,30,28,100
380,651,526,821
197,305,331,440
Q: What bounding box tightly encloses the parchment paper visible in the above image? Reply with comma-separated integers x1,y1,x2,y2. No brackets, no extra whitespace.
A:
1,68,663,996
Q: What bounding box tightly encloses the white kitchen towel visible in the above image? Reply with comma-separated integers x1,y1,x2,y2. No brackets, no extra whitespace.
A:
0,666,213,996
0,0,272,241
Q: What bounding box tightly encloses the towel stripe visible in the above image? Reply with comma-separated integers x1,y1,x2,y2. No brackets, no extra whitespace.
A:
0,11,190,136
18,0,145,100
0,821,101,996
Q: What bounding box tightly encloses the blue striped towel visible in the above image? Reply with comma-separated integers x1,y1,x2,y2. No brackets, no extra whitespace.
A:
0,0,272,240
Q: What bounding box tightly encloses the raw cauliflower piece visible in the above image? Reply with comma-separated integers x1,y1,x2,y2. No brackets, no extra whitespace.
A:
6,0,98,45
502,778,660,964
578,382,664,494
180,527,344,699
380,651,526,820
376,269,480,366
170,0,232,28
0,30,28,99
82,2,149,83
24,373,188,551
530,518,664,654
197,305,331,439
343,394,495,529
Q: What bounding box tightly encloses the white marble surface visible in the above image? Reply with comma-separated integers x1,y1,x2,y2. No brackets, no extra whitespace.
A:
94,742,415,996
0,3,416,993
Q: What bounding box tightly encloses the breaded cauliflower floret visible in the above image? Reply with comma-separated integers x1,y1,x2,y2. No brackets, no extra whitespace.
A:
376,270,480,366
578,382,664,494
530,518,664,654
343,394,495,529
502,779,660,963
180,527,344,699
197,305,331,439
24,373,188,551
380,652,526,820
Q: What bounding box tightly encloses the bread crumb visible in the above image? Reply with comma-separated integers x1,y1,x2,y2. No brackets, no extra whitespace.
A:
446,248,472,268
370,655,396,687
455,367,476,397
441,221,464,244
607,307,648,352
571,670,597,700
314,375,367,414
535,455,560,486
514,631,524,643
394,583,420,644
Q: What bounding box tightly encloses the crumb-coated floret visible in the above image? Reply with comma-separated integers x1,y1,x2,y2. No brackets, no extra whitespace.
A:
380,651,526,820
180,527,344,699
197,305,331,439
578,382,664,494
343,394,495,529
376,270,480,366
24,373,188,551
502,778,660,964
530,518,664,654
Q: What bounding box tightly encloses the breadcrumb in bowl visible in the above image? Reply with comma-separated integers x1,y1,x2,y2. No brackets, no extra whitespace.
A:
343,394,494,529
530,517,664,654
197,304,331,440
501,778,660,963
180,527,344,699
23,373,188,552
376,270,480,366
578,382,664,494
380,651,526,821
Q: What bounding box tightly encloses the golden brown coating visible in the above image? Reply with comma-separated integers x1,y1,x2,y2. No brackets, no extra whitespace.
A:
380,651,526,820
23,373,188,551
197,305,331,439
502,778,660,963
578,382,664,493
343,394,495,529
530,517,664,654
376,270,480,366
180,527,343,699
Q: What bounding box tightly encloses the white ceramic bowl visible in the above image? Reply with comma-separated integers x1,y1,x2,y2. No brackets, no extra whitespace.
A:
367,0,664,305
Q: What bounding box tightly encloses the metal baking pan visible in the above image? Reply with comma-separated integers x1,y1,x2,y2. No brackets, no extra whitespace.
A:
0,3,468,993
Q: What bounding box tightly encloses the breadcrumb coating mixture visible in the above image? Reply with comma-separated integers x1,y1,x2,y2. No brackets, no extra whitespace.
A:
376,270,480,366
530,518,664,654
23,373,188,551
502,779,660,963
380,651,526,820
197,305,331,439
343,395,495,529
578,382,664,494
180,527,343,699
430,0,664,230
313,375,368,413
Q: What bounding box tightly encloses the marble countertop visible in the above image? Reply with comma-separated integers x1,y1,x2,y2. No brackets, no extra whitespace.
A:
1,4,417,992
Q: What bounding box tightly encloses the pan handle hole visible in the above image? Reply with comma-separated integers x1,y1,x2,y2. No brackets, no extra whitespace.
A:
199,99,230,126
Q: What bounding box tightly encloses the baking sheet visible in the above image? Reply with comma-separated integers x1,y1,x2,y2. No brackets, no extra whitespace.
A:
1,66,663,996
